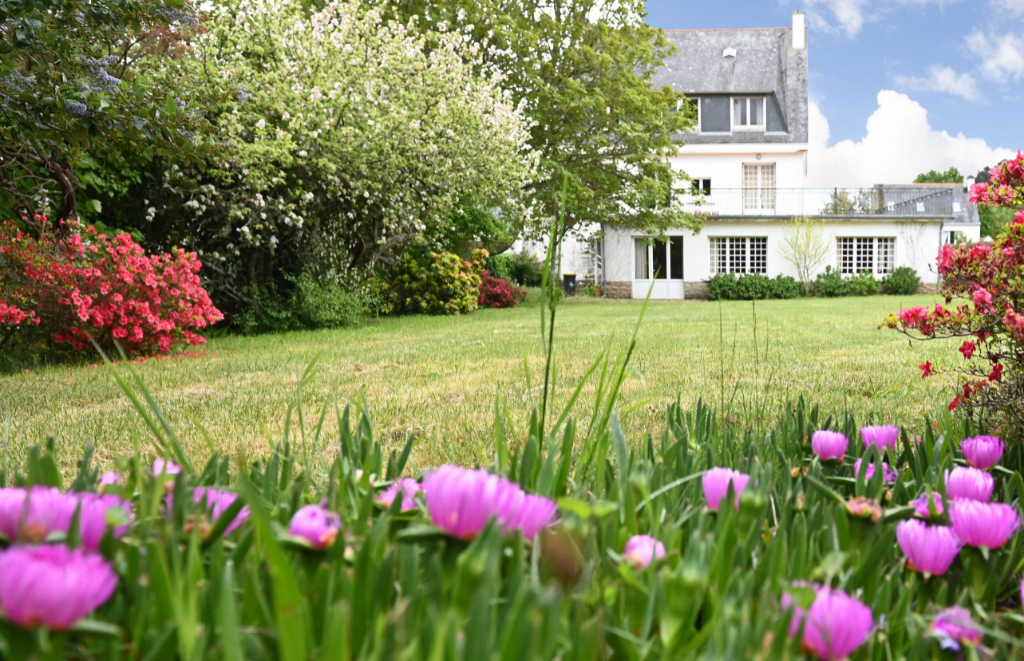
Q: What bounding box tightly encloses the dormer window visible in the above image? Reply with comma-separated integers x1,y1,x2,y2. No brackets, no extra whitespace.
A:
732,97,765,131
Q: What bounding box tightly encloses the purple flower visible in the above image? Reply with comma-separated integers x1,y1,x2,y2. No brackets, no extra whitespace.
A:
378,478,422,512
950,499,1019,549
932,605,983,647
896,520,962,575
0,545,117,630
861,425,899,452
702,468,750,511
0,488,130,550
622,535,665,569
853,458,897,484
98,472,122,489
422,465,556,541
912,492,944,519
945,467,993,502
960,435,1004,470
812,431,848,461
179,488,250,536
288,504,340,550
787,586,874,660
153,459,181,477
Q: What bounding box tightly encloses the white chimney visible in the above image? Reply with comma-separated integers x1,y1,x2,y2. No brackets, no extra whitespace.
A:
792,11,806,49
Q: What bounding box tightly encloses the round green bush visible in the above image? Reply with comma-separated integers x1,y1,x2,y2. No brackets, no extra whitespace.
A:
882,266,922,295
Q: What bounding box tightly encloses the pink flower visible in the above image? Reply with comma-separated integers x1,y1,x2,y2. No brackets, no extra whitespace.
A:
0,487,130,550
853,458,897,484
423,465,556,541
937,243,956,274
897,306,929,328
98,471,121,489
288,503,340,550
622,535,665,569
0,545,118,630
811,431,848,461
896,520,962,575
932,605,983,647
912,492,944,519
972,288,994,312
950,499,1019,549
968,182,988,204
785,586,874,660
945,467,993,502
153,459,181,477
861,425,898,451
378,478,422,512
960,435,1004,470
702,468,750,511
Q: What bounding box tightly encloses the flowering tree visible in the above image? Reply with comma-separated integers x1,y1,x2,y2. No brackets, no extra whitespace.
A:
152,0,535,312
0,0,207,226
883,151,1024,432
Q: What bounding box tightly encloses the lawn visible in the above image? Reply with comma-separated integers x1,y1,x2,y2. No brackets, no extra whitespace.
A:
0,294,957,472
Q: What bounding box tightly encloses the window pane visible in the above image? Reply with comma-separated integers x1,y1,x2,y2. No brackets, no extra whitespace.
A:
856,238,874,272
634,239,649,279
729,237,747,273
839,238,855,274
750,98,762,125
733,98,747,126
652,239,667,279
749,238,767,274
710,237,726,274
670,236,683,279
877,238,895,274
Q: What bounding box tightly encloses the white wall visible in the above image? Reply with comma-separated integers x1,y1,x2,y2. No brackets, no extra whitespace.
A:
605,217,944,296
670,148,807,190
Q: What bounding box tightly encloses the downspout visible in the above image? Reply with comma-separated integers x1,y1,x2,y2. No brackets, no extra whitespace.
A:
601,222,608,298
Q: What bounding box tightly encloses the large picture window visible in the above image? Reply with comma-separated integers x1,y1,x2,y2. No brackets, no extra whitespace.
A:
710,237,768,274
838,237,895,275
635,237,684,280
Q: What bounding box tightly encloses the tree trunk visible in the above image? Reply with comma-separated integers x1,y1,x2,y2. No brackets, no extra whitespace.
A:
45,159,78,236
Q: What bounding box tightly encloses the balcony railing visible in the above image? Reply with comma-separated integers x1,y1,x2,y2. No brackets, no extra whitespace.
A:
680,187,959,217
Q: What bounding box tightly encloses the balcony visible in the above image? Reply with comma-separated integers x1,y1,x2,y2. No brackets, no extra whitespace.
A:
680,187,961,217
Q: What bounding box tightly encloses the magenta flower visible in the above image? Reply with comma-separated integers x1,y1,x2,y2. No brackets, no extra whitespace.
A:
153,459,181,477
0,545,118,630
0,488,130,550
945,467,993,502
191,488,250,535
950,499,1019,549
932,605,983,647
912,492,944,519
288,503,340,550
861,425,899,452
853,458,897,484
423,465,556,541
960,435,1004,470
622,534,665,569
98,472,121,490
378,478,422,512
787,586,874,660
702,468,750,511
896,520,963,575
812,431,848,461
77,493,132,550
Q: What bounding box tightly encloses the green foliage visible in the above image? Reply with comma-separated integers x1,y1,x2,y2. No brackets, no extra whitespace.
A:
290,273,366,330
814,266,849,297
914,167,963,184
735,273,770,300
386,0,701,240
0,0,208,223
705,273,738,301
980,205,1016,239
881,266,922,296
847,270,880,296
487,251,545,287
707,273,801,300
396,249,488,315
779,217,830,290
768,275,802,299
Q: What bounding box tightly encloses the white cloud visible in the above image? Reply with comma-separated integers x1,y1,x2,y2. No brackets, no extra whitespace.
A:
800,0,964,38
966,31,1024,82
894,65,981,101
807,90,1015,187
991,0,1024,16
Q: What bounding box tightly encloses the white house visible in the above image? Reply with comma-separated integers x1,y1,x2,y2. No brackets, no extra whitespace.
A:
537,12,980,299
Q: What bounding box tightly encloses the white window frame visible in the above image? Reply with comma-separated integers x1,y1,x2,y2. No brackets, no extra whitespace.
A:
691,178,712,195
837,237,896,276
709,237,768,275
731,96,766,131
743,164,775,212
634,237,684,281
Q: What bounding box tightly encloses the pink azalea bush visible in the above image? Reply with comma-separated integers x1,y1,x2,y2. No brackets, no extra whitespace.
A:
478,270,527,309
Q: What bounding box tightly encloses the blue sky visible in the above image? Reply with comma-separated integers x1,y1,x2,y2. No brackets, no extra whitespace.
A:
646,0,1022,185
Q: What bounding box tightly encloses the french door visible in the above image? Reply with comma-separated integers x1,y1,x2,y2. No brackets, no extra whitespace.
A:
743,164,776,213
633,237,684,299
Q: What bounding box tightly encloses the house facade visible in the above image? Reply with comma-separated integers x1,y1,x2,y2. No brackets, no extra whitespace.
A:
582,12,980,299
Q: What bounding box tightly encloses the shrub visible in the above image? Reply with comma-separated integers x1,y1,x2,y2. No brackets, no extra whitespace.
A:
395,249,487,315
504,250,546,287
882,266,921,295
814,266,849,297
887,150,1024,432
0,219,222,359
478,271,527,308
768,275,802,299
847,270,880,296
291,273,365,329
735,273,770,300
705,272,738,300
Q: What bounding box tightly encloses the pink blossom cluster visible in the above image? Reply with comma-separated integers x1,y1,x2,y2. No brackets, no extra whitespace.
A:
478,270,527,309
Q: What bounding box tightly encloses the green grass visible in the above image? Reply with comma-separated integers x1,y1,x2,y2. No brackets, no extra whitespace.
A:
0,294,957,472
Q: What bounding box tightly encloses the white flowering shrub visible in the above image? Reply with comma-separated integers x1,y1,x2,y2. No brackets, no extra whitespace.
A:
150,0,536,326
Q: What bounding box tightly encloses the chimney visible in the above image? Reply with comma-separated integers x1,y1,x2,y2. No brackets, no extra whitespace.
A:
792,11,806,49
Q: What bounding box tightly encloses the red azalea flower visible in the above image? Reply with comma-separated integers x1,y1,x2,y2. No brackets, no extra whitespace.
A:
919,361,933,378
960,341,976,360
989,364,1004,382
